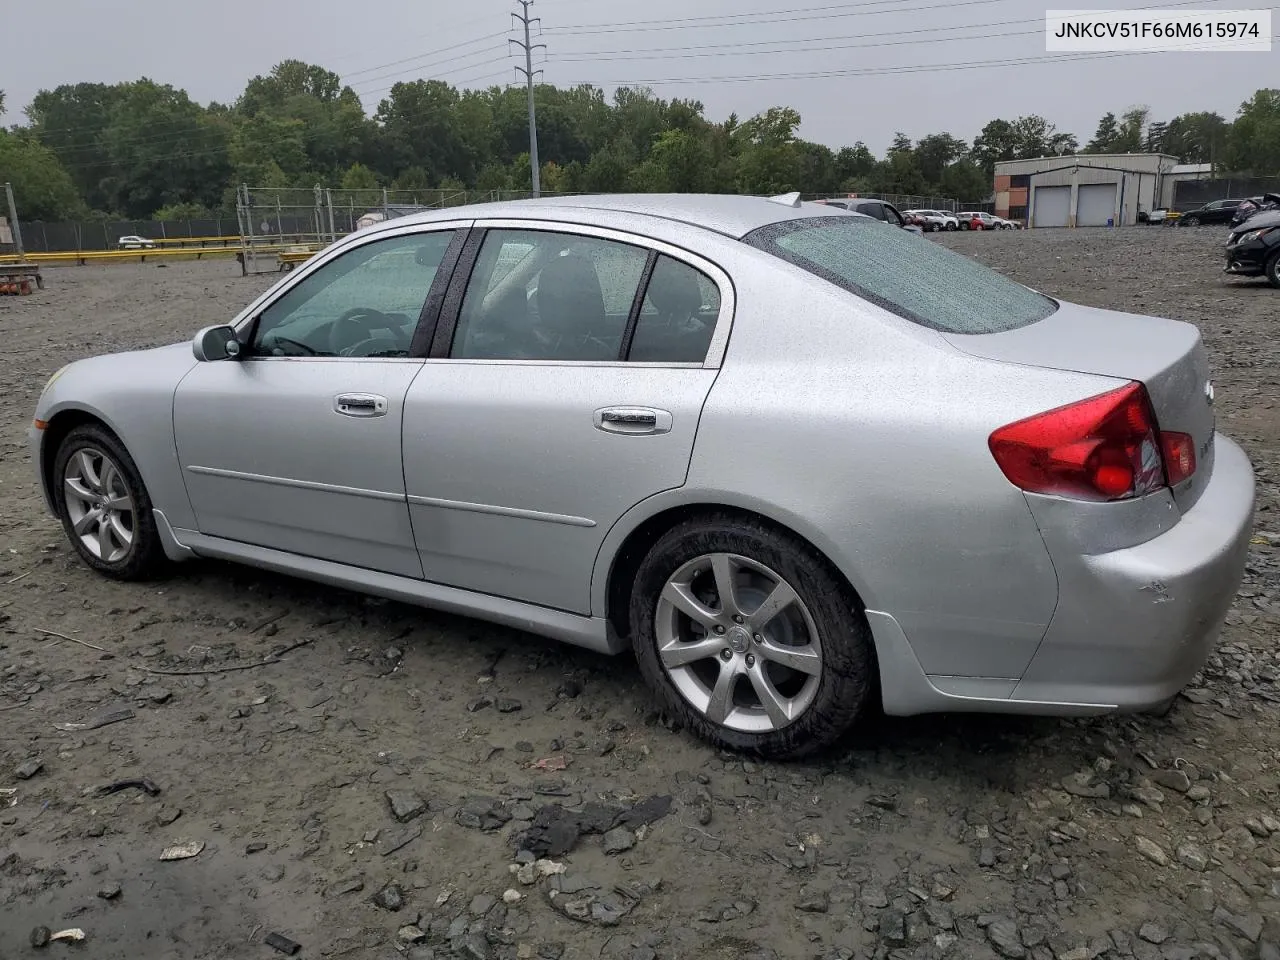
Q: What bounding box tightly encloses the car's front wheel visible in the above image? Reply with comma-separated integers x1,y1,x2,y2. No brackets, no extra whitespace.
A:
1267,250,1280,289
52,424,167,580
630,515,874,759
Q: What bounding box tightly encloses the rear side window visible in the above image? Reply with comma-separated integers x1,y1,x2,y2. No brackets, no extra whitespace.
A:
743,216,1057,334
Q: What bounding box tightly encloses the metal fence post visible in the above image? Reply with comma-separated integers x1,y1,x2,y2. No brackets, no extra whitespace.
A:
3,183,24,260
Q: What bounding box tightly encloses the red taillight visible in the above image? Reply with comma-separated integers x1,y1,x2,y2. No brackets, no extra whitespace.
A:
989,382,1190,502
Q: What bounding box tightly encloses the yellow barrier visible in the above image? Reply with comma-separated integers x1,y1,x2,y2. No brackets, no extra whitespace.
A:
0,244,318,266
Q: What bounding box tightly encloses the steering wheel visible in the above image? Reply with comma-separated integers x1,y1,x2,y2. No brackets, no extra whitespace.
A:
328,308,400,356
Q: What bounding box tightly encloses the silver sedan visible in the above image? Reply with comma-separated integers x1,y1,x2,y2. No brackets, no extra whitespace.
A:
29,193,1256,759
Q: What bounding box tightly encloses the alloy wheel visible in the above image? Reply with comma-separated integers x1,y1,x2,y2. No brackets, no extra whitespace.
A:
654,552,823,734
63,447,135,563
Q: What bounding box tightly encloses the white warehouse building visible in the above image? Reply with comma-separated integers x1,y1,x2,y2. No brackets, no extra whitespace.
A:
993,154,1181,228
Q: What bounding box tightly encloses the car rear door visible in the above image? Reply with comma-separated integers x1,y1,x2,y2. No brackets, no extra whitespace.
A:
401,220,734,615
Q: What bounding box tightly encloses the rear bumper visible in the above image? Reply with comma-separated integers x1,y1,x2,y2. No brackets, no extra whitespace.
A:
1012,432,1255,707
873,433,1255,717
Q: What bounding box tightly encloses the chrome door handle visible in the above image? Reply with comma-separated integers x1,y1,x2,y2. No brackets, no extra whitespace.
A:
334,393,388,418
594,406,672,435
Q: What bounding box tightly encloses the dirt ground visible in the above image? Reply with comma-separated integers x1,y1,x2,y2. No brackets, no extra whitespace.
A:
1,226,1278,960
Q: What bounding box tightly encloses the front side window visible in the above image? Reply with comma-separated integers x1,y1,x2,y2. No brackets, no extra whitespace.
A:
249,231,456,358
744,216,1058,334
628,256,722,363
450,230,649,361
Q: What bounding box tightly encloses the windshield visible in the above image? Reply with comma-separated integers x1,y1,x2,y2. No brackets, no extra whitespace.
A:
743,216,1058,334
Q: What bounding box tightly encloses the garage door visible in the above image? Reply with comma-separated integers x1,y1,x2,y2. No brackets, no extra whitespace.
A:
1032,186,1070,227
1076,183,1118,226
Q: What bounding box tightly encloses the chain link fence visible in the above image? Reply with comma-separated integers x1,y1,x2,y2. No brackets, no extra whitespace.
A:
803,193,993,213
1172,177,1280,211
10,187,996,259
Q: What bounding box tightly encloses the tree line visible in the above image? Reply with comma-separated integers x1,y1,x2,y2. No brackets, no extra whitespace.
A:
0,63,1277,222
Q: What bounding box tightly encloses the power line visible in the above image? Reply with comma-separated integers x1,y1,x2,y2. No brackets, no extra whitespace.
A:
543,0,1016,35
546,0,1240,59
557,36,1280,85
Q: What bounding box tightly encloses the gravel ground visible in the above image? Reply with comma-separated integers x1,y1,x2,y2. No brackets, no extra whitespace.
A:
1,226,1278,960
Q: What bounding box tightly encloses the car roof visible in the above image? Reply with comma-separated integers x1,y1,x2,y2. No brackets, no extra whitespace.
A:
372,193,856,240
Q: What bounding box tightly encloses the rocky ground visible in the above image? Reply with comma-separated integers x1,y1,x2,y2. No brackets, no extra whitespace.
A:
0,226,1278,960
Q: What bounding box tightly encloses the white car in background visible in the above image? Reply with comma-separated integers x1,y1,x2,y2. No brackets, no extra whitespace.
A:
905,210,959,232
117,235,158,250
991,216,1022,230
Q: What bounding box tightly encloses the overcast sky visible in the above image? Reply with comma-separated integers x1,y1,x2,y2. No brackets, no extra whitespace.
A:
3,0,1275,153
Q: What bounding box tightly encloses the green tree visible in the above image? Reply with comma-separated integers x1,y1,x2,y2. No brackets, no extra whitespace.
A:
971,119,1019,174
939,159,989,202
1226,88,1280,174
154,201,214,220
340,163,378,191
914,133,967,185
0,130,84,219
26,82,124,211
100,79,231,217
1086,112,1121,152
631,129,712,191
1161,111,1229,164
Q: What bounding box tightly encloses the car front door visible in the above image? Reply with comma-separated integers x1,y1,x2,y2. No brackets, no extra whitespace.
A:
172,223,466,578
401,221,733,614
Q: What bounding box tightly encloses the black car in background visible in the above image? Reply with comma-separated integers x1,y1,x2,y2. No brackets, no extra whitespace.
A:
1224,207,1280,287
1178,198,1244,226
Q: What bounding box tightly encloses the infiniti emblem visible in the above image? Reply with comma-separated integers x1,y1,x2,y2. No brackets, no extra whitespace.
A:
1205,381,1215,406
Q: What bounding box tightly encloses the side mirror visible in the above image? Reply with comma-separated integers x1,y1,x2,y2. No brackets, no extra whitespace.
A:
193,324,242,362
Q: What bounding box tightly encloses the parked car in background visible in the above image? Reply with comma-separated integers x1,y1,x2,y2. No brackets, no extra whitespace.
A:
1177,199,1244,227
990,215,1021,230
815,197,923,234
116,235,158,250
904,210,959,232
1224,206,1280,287
957,211,999,230
1139,208,1180,226
1229,194,1280,227
29,192,1254,758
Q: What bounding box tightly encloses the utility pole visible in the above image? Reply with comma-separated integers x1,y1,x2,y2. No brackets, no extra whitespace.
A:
510,0,545,197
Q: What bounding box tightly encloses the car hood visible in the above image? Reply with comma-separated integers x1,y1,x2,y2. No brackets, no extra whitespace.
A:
1231,209,1280,234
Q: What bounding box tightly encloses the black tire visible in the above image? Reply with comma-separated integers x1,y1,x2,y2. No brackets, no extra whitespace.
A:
946,222,957,231
959,222,969,230
629,514,875,759
52,423,168,581
1266,250,1280,289
1183,216,1200,227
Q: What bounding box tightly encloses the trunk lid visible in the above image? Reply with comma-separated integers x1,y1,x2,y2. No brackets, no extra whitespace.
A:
942,301,1217,510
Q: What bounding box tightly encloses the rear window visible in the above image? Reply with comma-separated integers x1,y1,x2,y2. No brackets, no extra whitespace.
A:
743,216,1057,334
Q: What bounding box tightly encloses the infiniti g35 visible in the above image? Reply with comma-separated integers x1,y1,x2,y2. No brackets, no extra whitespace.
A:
30,193,1256,758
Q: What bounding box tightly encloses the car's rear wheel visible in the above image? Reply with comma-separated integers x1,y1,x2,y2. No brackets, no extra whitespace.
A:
946,222,957,231
52,424,167,580
1183,216,1200,227
630,515,874,759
